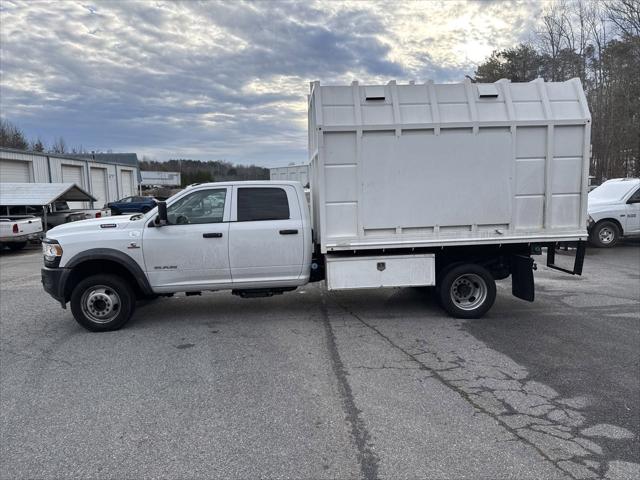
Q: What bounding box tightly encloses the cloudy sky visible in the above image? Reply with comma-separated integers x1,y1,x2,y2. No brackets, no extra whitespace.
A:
0,0,543,166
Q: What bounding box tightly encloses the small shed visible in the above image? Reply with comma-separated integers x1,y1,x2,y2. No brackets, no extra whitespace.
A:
0,182,96,231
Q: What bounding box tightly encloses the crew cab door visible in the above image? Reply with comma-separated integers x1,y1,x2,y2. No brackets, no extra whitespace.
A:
625,187,640,234
142,187,231,289
228,185,304,283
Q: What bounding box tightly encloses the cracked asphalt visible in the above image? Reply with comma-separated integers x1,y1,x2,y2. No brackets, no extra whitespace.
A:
1,241,638,479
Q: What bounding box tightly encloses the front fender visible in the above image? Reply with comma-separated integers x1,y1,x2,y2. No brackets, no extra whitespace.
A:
64,248,154,297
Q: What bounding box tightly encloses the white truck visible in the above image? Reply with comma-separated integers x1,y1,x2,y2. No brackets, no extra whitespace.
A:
587,178,640,247
41,78,590,331
1,216,43,250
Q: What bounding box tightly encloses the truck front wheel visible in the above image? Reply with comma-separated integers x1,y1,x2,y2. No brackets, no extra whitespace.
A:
589,220,620,248
70,274,136,331
439,264,496,319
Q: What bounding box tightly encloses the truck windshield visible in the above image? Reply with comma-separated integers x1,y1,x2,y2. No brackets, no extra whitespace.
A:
589,182,636,202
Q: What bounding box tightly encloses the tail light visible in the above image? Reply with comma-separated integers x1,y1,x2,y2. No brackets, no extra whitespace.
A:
12,223,19,233
96,212,102,218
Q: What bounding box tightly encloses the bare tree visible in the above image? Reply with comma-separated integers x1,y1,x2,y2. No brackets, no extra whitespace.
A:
51,137,67,154
538,0,571,80
31,138,45,152
606,0,640,36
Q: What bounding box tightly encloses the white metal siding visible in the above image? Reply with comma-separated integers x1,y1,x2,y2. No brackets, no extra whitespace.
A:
90,167,108,207
121,170,134,197
309,78,591,252
0,160,31,182
0,149,139,204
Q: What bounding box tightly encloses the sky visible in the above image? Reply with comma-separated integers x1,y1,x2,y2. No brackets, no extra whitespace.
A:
0,0,543,167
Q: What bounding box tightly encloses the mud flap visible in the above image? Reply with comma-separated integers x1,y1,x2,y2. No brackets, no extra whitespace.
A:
512,255,535,302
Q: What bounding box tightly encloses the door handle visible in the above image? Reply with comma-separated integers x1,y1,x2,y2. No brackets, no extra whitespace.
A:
279,229,298,235
203,232,223,238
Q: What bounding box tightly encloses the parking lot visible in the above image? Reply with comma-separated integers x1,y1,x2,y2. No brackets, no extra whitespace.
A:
1,242,638,479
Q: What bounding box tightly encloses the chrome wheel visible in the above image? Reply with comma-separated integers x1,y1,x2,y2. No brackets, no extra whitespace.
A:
598,227,615,244
450,274,487,311
81,285,121,324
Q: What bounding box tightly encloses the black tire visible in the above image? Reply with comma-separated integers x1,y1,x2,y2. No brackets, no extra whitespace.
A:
589,220,620,248
70,274,136,331
7,242,27,251
438,263,496,319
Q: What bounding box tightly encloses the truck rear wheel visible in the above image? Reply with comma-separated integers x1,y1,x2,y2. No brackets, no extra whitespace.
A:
70,274,135,331
439,264,496,319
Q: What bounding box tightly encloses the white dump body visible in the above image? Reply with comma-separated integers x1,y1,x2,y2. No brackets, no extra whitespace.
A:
309,78,591,253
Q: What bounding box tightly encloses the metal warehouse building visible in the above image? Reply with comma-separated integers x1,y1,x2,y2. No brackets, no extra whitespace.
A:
269,163,310,187
0,148,140,208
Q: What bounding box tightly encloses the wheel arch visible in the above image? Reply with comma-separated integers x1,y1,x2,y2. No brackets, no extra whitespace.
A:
593,217,624,235
63,249,153,302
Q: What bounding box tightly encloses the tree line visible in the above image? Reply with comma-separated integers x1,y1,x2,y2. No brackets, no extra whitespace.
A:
474,0,639,181
139,158,269,187
0,119,74,154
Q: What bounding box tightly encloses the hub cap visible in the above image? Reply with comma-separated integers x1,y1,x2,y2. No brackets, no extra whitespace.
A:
598,227,615,244
81,285,121,323
450,274,487,311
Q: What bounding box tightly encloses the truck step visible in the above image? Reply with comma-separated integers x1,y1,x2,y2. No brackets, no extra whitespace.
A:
232,287,296,299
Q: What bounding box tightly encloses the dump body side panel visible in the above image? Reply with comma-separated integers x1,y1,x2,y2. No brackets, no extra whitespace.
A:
309,79,591,253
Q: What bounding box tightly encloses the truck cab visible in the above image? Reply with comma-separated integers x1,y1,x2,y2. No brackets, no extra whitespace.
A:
42,181,312,330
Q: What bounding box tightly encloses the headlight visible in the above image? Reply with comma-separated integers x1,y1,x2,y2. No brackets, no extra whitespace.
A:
42,242,63,262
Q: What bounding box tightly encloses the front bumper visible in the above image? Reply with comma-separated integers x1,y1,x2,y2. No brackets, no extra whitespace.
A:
41,267,70,307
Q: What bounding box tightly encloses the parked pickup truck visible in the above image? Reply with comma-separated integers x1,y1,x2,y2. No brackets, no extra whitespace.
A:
41,79,590,331
1,216,43,250
5,202,109,230
587,178,640,247
45,201,110,229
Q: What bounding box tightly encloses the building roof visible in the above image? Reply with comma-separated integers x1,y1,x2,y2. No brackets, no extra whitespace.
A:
0,147,139,169
0,182,96,206
72,152,139,167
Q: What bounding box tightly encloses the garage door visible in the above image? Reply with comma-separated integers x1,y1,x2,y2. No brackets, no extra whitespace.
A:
0,160,31,182
61,164,84,186
121,170,134,197
90,167,108,208
61,165,85,208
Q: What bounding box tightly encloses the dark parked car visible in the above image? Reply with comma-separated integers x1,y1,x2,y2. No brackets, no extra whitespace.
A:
107,196,157,215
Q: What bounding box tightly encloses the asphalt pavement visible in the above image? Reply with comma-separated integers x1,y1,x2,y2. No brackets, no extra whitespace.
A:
0,242,638,479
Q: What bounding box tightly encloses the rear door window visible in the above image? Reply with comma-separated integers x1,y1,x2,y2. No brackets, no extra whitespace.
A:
237,188,290,222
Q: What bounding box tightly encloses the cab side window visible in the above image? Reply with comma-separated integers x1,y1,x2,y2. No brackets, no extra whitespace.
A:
167,189,226,225
237,188,289,222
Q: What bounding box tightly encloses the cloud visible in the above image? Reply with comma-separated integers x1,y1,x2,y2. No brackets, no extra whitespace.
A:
0,0,540,166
